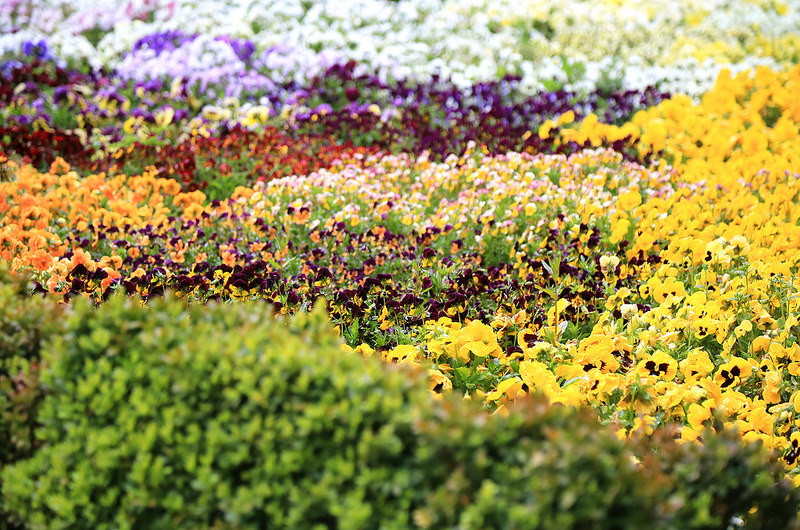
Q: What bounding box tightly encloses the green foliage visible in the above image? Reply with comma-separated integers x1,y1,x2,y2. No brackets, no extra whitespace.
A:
629,419,800,529
2,294,436,528
0,266,65,528
1,290,798,528
414,398,662,529
81,26,106,48
419,400,800,529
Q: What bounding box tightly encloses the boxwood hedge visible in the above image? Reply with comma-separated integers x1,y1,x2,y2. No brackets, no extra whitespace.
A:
0,267,65,529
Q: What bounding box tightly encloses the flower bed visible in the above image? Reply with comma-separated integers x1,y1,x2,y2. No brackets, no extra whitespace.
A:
3,1,800,527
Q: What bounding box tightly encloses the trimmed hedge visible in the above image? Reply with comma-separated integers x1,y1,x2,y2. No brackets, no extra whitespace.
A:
0,287,798,528
414,399,800,529
2,293,442,528
0,267,65,529
630,421,800,529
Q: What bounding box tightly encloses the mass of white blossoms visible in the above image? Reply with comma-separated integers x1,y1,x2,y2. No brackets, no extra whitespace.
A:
2,0,799,96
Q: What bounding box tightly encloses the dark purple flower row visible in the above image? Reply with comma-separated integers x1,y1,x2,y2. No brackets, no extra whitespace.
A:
286,61,669,160
51,207,660,352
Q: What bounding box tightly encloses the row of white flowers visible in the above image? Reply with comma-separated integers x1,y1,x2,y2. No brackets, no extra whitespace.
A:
2,0,799,96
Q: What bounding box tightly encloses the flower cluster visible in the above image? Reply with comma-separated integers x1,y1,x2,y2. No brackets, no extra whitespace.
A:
394,63,800,481
4,0,800,493
1,39,668,187
3,0,800,96
1,147,663,319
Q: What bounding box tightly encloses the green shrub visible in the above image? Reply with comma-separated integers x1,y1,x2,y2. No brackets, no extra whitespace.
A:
414,400,799,529
629,420,800,529
411,398,663,529
0,266,65,529
2,294,438,528
2,292,798,529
